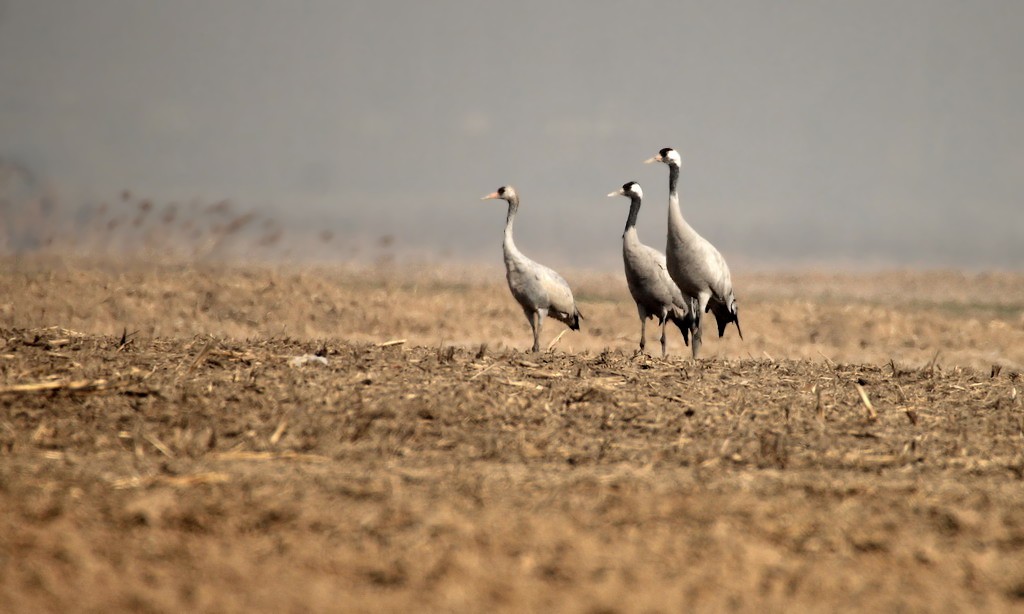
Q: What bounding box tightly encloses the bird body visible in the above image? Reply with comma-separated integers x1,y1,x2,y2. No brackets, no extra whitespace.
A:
664,203,732,304
610,182,692,356
646,148,741,356
483,186,581,352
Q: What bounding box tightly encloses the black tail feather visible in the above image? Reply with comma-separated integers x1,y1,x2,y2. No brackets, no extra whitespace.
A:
569,308,582,331
710,301,742,340
668,308,692,346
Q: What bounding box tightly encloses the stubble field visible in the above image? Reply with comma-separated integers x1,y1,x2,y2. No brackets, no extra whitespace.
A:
1,257,1024,612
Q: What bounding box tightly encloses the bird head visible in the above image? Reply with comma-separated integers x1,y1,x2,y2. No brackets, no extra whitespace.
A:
481,185,517,203
607,181,643,200
644,147,681,167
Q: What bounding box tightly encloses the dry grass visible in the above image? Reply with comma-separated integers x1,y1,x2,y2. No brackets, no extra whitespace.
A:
1,257,1024,612
2,256,1022,370
1,165,296,261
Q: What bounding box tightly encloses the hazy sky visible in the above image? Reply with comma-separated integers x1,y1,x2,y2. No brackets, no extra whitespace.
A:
2,1,1022,269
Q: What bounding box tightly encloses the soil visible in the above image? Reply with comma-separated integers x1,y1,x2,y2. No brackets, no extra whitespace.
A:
2,257,1024,612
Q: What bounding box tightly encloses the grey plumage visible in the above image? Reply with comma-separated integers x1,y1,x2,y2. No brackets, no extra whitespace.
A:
481,185,582,352
645,148,741,358
608,181,693,357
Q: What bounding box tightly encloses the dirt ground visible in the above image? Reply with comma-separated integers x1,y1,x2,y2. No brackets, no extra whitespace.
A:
2,257,1024,612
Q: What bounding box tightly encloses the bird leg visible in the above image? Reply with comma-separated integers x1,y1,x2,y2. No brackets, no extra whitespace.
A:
690,296,703,359
530,311,542,353
639,317,647,354
660,318,668,358
690,319,703,358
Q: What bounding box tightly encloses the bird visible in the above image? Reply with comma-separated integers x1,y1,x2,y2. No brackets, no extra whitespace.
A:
607,181,693,357
645,148,741,357
481,185,582,352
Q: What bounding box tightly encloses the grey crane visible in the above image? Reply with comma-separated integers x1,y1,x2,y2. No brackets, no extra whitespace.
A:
481,185,582,352
645,148,741,357
607,181,693,357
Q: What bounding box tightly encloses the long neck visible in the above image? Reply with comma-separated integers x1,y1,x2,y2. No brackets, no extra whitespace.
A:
623,196,642,235
668,164,680,209
503,197,520,258
666,163,689,236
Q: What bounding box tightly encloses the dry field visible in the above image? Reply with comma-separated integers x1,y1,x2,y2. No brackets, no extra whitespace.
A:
2,256,1024,612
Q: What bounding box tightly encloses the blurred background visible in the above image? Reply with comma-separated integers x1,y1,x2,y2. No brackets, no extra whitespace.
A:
1,0,1022,270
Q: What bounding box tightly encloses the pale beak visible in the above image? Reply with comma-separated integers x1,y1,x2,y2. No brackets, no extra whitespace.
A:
643,155,662,164
607,189,623,198
481,192,500,200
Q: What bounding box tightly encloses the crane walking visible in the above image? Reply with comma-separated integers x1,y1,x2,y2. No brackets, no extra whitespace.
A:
645,148,741,357
607,181,693,357
481,185,582,352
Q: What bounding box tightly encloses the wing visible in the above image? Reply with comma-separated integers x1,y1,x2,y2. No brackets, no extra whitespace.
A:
640,244,691,313
696,242,740,338
535,264,578,318
688,234,734,304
